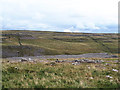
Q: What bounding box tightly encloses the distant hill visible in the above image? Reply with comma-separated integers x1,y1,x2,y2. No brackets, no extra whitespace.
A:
1,30,119,58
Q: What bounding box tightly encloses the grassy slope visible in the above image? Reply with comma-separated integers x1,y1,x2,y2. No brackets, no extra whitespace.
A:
2,58,119,88
1,30,119,88
2,30,118,57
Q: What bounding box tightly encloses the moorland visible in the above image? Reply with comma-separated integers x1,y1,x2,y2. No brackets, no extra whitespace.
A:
1,30,119,88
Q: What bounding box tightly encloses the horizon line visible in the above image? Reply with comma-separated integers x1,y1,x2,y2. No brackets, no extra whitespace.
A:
0,29,118,34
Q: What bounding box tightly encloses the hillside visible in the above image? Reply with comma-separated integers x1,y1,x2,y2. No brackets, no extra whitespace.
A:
1,30,119,88
1,30,118,58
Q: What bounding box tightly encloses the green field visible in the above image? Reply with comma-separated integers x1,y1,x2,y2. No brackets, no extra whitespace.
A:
2,58,120,88
1,30,119,88
1,30,119,57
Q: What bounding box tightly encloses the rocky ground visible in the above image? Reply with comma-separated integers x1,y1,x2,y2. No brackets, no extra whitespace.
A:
4,53,118,60
2,53,119,88
3,53,119,65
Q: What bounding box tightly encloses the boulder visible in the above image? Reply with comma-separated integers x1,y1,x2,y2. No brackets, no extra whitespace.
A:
55,59,64,63
20,58,28,62
72,62,80,65
71,59,104,63
20,58,35,62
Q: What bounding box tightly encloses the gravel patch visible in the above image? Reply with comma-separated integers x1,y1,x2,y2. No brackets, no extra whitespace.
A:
4,53,118,61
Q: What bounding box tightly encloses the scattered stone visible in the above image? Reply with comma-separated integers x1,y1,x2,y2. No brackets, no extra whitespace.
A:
72,62,80,65
105,63,110,66
61,60,66,62
55,59,65,63
28,58,35,62
55,59,59,62
72,60,80,62
90,77,93,79
28,58,32,61
19,58,35,62
14,67,18,69
106,75,113,78
112,69,118,72
95,60,103,63
71,59,103,64
88,66,91,69
20,58,28,62
86,60,95,63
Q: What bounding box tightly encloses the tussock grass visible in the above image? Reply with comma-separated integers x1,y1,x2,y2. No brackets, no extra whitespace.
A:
2,58,120,88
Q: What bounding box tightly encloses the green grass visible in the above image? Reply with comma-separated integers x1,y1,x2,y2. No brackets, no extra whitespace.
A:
2,30,118,57
2,58,120,88
1,30,119,88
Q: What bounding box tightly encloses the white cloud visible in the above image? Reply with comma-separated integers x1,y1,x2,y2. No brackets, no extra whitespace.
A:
31,13,45,20
86,23,100,30
0,0,118,33
64,29,72,32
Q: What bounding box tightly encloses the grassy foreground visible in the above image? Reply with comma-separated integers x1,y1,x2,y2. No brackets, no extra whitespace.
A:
2,58,120,88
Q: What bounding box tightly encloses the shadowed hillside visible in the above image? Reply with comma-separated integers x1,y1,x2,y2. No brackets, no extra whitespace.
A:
1,30,118,58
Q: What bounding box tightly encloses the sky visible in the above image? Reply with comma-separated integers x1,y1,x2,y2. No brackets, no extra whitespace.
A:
0,0,119,33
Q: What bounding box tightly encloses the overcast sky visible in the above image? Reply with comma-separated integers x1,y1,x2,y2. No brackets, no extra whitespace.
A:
0,0,119,33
